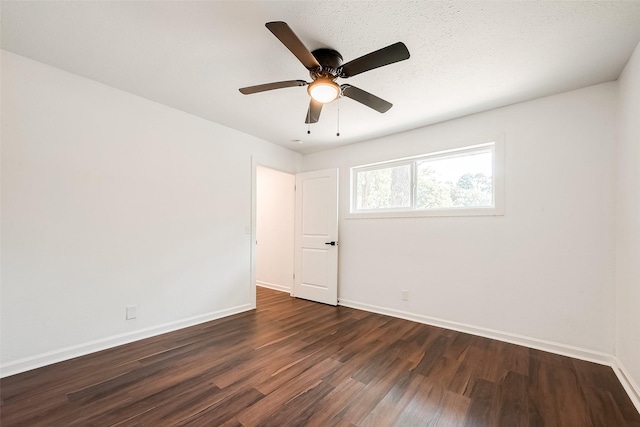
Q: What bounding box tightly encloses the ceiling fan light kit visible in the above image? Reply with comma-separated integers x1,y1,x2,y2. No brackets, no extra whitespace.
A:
308,78,340,103
239,21,410,127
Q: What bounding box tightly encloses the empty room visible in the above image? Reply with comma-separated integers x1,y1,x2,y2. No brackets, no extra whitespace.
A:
2,1,640,425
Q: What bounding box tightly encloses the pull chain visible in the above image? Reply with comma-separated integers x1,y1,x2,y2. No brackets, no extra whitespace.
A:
307,105,311,134
336,97,340,137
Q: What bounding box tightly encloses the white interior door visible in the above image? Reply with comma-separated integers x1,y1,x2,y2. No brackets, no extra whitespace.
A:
294,169,338,305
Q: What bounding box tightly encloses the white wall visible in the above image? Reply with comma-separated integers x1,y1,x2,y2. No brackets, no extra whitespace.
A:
256,166,294,293
0,51,301,375
616,41,640,402
302,82,618,357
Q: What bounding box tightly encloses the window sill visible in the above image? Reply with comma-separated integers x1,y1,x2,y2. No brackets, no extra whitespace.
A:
346,206,504,219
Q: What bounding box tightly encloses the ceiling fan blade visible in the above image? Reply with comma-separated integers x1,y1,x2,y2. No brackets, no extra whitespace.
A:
305,98,323,124
341,84,393,113
239,80,307,95
266,21,321,70
339,42,410,78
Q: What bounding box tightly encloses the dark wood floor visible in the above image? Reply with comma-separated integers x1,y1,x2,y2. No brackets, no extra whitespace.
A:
1,287,639,426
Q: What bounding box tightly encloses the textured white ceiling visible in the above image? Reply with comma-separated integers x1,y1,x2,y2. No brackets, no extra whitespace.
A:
2,1,640,154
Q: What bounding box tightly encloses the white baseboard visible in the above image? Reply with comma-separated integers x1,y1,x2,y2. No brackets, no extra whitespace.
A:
338,298,614,366
612,358,640,413
0,304,253,378
257,280,291,294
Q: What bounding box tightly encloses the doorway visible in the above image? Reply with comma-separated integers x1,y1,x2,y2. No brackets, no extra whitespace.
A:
255,166,295,304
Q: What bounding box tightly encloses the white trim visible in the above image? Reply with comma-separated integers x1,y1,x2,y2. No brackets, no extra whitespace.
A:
257,281,291,294
347,206,502,219
338,298,613,366
612,358,640,413
250,157,258,310
0,304,252,378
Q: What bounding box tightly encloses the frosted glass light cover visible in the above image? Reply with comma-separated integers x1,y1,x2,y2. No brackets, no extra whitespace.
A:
308,79,339,103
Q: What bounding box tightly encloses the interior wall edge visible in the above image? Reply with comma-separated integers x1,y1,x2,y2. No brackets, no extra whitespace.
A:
0,304,253,379
338,297,615,366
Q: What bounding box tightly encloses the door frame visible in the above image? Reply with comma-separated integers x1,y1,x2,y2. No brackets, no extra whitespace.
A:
250,157,297,309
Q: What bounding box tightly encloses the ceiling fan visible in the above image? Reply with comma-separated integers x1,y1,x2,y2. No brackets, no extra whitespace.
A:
239,21,410,124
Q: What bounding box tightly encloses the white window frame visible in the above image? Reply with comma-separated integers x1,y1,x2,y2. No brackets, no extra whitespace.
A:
348,137,505,219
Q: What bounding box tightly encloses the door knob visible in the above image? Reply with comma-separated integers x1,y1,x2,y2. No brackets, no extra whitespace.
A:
325,241,336,246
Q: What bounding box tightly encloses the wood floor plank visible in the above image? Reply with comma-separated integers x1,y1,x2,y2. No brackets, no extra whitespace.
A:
1,286,639,426
428,388,472,426
304,377,368,427
359,371,428,426
338,358,415,425
464,378,499,427
496,371,529,427
254,380,335,427
175,388,265,427
394,382,470,426
236,357,342,426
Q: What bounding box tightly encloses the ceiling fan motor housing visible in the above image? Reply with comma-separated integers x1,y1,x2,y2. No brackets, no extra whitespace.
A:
310,48,343,80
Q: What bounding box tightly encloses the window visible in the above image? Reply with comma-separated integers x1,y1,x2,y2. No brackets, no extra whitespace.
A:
350,140,504,218
355,163,412,210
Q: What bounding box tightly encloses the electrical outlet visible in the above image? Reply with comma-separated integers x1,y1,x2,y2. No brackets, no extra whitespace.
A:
401,290,409,301
126,305,137,320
